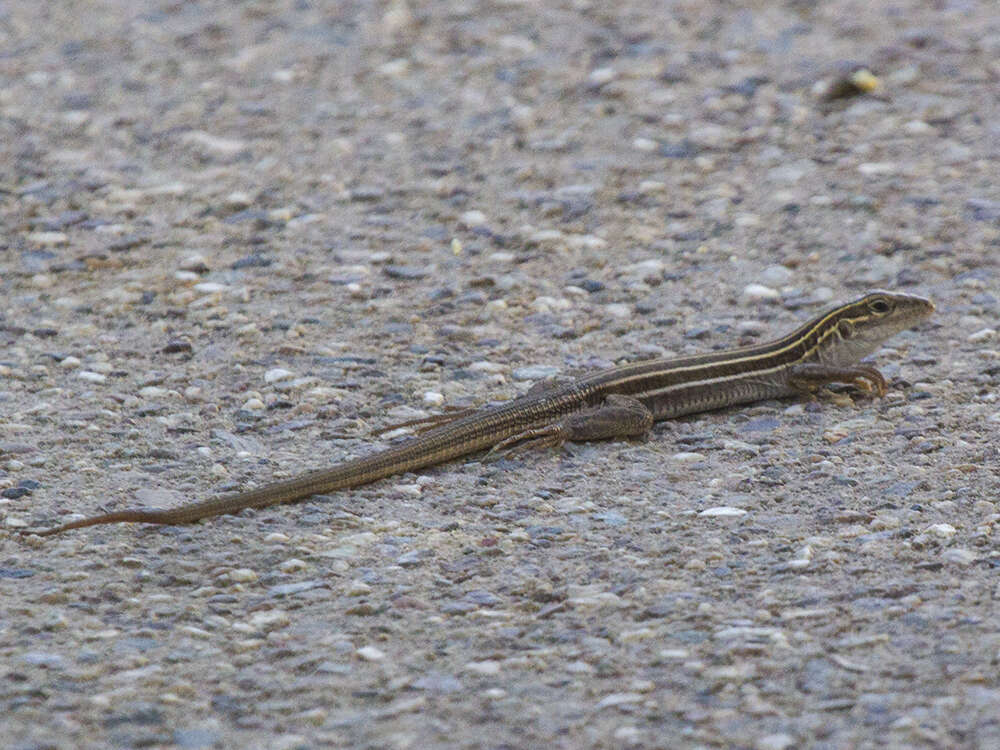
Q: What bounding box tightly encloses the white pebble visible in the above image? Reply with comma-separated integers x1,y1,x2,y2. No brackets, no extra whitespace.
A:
347,581,372,596
242,398,265,411
28,231,68,247
469,361,506,374
564,234,607,250
460,210,487,228
699,506,748,517
226,192,253,209
77,371,107,383
632,137,658,152
759,264,792,285
742,284,780,302
588,67,616,86
356,645,385,661
857,162,897,176
179,254,209,272
278,558,309,573
264,368,294,384
967,328,995,343
229,568,258,583
181,131,247,157
378,58,409,77
194,282,228,294
627,258,666,275
672,451,704,463
926,523,956,538
423,391,444,406
903,120,933,134
59,356,81,369
756,733,797,750
465,660,501,675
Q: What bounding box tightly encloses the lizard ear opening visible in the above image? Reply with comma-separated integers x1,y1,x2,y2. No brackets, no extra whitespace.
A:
838,319,855,339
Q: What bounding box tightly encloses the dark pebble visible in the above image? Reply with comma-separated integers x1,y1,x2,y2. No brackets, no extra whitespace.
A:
2,487,31,499
441,601,477,615
107,234,149,252
62,93,93,110
349,186,385,202
173,728,221,749
740,417,781,433
384,265,428,280
684,327,712,340
231,254,272,269
0,567,34,579
966,199,1000,222
20,249,57,272
223,209,272,226
162,339,193,354
659,139,699,158
727,75,770,97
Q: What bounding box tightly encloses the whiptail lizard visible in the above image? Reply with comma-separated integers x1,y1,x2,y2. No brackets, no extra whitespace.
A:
24,290,933,537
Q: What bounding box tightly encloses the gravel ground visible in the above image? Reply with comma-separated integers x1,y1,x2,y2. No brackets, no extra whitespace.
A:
2,1,999,748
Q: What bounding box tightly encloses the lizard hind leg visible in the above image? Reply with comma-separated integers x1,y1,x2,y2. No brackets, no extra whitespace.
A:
374,405,481,436
484,394,654,461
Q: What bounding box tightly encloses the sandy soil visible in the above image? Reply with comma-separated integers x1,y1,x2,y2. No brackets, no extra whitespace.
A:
2,1,999,748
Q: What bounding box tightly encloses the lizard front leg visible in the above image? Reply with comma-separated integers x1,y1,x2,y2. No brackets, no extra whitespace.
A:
788,363,888,397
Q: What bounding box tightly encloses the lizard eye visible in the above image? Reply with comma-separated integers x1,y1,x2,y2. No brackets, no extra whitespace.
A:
868,297,891,314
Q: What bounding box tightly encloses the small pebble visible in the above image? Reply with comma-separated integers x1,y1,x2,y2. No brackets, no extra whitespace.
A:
264,368,294,384
756,733,797,750
742,284,780,302
512,365,560,381
942,548,976,565
249,609,290,631
194,282,228,294
672,451,704,463
77,371,107,383
357,645,385,661
699,506,747,517
347,581,372,596
460,210,487,228
858,162,897,176
759,264,792,285
967,328,995,343
926,523,956,538
278,558,308,573
28,231,69,247
587,67,616,86
465,660,501,676
179,254,209,273
229,568,258,583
